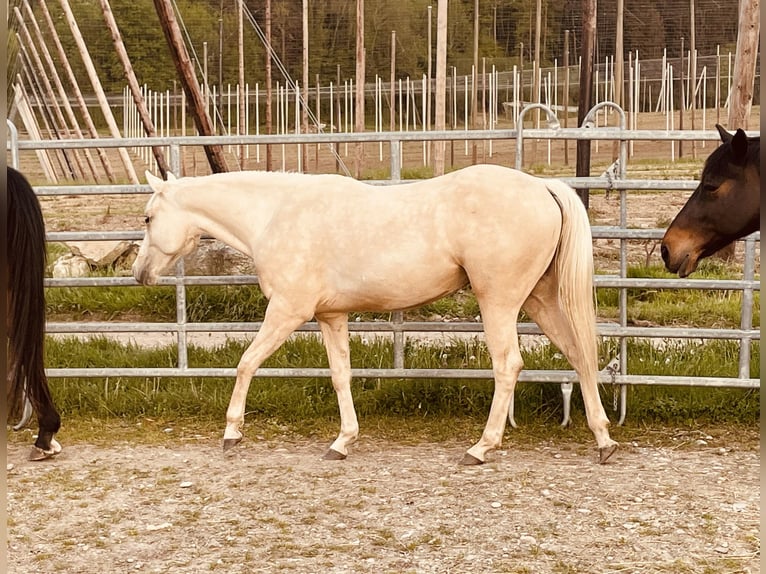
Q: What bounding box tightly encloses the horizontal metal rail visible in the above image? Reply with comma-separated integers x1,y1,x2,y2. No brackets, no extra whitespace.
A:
44,367,758,390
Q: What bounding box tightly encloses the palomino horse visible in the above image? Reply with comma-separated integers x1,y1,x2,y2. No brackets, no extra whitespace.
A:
7,167,62,460
133,164,618,464
661,125,760,276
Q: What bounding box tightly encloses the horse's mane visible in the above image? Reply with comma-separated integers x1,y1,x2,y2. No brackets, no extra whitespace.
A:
6,167,55,421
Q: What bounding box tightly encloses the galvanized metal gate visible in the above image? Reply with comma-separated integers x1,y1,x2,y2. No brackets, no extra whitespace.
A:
7,104,760,424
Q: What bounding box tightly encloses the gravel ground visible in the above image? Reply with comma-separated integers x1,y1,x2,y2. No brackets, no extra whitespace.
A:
6,430,760,574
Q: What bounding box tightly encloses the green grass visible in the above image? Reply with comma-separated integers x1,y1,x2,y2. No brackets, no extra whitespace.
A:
44,336,759,430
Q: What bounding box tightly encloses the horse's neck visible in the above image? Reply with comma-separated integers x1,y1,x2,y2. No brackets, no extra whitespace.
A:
179,181,278,257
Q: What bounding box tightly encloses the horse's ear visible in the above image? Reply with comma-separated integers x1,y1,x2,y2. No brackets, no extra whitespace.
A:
730,128,748,162
166,172,177,181
715,124,733,144
145,171,165,192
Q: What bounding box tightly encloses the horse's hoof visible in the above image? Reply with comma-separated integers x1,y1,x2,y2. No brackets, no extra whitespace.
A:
598,443,618,464
50,438,62,454
223,437,242,452
459,453,484,466
322,448,347,461
28,446,59,461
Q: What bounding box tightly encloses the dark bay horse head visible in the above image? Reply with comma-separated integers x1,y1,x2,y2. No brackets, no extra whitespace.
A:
661,125,760,277
7,167,62,459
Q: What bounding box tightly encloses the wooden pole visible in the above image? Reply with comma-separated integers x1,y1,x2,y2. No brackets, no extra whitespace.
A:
576,0,597,209
14,7,82,180
37,0,116,182
302,0,309,171
238,0,246,169
58,0,139,183
354,0,365,178
22,0,99,181
471,0,479,164
390,30,396,133
614,0,624,109
433,0,447,176
563,29,570,165
153,0,228,173
728,0,760,129
689,0,696,158
530,0,542,162
99,0,170,177
265,0,273,171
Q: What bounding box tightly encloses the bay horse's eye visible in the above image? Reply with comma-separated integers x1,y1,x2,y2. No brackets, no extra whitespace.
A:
702,184,718,194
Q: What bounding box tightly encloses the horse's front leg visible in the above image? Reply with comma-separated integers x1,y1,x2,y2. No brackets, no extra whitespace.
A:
316,312,358,460
223,299,311,451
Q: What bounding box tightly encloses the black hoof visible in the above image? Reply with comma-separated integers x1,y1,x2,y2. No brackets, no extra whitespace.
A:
223,437,242,452
459,453,484,466
598,444,618,464
322,448,347,461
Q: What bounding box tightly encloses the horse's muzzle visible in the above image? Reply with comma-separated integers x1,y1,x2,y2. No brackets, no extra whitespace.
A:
132,262,157,285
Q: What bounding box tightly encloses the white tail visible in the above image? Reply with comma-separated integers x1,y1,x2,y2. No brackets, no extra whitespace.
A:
545,179,599,382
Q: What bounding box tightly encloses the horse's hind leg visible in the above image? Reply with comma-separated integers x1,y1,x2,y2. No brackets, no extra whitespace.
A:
30,405,62,461
316,312,358,460
462,302,524,465
223,298,312,451
523,272,618,463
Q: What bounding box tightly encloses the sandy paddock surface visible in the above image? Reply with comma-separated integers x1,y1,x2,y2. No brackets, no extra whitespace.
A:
6,429,760,574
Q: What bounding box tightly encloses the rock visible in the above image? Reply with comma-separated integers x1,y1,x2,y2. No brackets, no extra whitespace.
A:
66,241,136,268
52,254,91,278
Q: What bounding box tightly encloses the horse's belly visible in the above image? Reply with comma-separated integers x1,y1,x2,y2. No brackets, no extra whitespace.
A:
317,264,469,312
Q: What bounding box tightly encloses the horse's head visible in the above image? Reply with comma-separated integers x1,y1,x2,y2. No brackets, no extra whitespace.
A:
661,125,760,277
132,171,201,285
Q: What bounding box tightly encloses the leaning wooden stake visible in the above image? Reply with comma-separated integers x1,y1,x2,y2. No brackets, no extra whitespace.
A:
99,0,170,178
58,0,139,184
22,0,100,182
37,0,116,183
153,0,228,173
14,10,82,179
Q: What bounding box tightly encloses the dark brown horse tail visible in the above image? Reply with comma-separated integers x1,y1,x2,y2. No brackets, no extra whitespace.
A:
7,167,61,436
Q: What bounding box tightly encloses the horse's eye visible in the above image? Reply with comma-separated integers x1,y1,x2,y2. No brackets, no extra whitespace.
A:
702,184,718,194
144,216,151,225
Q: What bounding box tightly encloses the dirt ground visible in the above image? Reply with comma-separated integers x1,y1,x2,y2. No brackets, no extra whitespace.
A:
6,428,760,574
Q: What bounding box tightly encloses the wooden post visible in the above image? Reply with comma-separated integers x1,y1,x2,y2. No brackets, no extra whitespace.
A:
563,29,570,165
153,0,228,173
679,37,684,158
265,0,273,171
22,0,99,181
433,0,447,176
14,7,82,180
59,0,139,183
689,0,696,158
728,0,760,130
301,0,309,172
37,0,116,182
99,0,170,177
576,0,597,209
531,0,542,161
471,0,478,164
390,30,396,133
354,0,365,178
238,0,246,169
615,0,624,109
